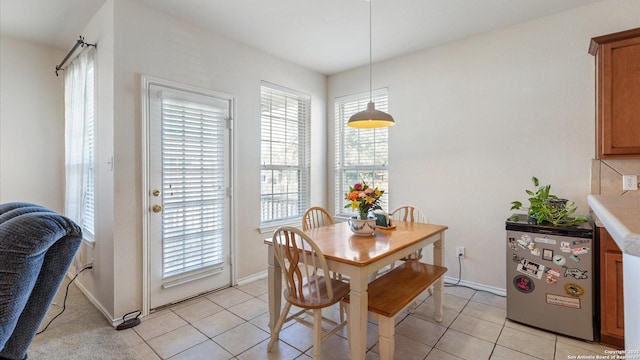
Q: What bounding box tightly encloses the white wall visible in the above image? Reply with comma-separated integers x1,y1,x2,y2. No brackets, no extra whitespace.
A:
106,0,327,318
0,0,328,322
72,0,117,320
328,0,640,290
0,36,65,212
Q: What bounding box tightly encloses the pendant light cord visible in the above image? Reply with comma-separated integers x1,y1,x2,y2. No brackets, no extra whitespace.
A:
369,0,373,102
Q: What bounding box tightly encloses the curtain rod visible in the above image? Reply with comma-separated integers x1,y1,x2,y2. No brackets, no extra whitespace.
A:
55,36,96,76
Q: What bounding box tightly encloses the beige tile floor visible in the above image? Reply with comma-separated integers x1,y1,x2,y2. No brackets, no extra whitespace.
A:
119,278,615,360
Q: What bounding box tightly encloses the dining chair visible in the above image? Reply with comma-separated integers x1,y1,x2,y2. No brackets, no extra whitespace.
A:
390,205,433,304
302,206,347,319
302,206,334,231
391,205,429,261
267,226,350,359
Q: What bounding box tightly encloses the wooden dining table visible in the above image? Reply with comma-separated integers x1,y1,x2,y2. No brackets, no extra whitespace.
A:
264,220,448,360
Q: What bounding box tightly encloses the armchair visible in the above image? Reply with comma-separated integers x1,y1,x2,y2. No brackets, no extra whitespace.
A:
0,202,82,360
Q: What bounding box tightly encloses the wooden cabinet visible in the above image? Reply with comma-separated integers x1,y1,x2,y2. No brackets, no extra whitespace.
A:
589,28,640,159
599,227,624,348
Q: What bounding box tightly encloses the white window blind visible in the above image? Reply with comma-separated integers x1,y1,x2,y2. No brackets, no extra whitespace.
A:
83,62,95,238
260,82,311,225
64,47,95,241
160,92,228,279
334,89,389,217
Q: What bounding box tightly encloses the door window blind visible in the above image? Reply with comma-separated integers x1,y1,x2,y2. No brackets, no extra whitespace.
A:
260,82,311,225
334,89,389,217
160,91,228,279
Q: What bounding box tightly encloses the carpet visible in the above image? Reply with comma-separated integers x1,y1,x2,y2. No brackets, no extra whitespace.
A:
28,278,139,360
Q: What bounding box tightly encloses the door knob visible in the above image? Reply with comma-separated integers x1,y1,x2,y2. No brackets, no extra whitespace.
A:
152,189,161,197
152,205,162,213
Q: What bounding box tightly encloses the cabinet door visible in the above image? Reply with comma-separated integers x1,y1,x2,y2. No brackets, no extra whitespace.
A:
600,229,624,347
593,29,640,158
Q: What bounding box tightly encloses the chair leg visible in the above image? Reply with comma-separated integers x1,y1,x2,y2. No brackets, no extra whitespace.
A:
267,302,292,352
312,309,323,360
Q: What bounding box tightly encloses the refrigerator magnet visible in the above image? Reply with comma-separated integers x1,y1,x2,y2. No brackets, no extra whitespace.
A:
513,275,535,293
542,249,553,261
516,259,545,280
562,266,588,280
546,294,581,309
560,242,571,252
572,239,590,245
571,247,589,255
552,255,566,266
569,254,581,262
564,283,584,297
545,267,561,278
535,237,556,245
530,248,541,256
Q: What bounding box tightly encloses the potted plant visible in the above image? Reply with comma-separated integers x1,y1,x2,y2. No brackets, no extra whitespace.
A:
509,177,589,226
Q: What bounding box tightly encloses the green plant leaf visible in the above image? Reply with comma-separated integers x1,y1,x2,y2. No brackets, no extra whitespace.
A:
510,201,522,210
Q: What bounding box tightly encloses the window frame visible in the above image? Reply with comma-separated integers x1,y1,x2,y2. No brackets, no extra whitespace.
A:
259,82,311,228
334,88,390,219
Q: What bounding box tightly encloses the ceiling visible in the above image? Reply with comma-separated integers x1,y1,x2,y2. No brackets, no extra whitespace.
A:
1,0,603,75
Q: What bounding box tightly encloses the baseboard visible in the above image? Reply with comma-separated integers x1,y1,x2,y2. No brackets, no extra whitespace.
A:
237,270,268,286
65,271,119,327
599,333,624,349
444,276,507,297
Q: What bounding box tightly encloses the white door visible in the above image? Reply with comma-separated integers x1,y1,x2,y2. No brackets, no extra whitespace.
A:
147,82,232,309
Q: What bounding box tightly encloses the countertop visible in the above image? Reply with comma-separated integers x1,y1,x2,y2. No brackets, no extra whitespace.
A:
588,195,640,257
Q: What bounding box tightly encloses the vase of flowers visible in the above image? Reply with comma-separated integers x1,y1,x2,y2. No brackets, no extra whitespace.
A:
344,181,385,236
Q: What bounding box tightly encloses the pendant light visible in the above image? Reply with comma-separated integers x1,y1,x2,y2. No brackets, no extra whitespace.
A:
347,0,395,128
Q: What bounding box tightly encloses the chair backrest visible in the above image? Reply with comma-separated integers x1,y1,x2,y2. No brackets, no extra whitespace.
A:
272,226,335,305
391,206,429,224
302,206,334,231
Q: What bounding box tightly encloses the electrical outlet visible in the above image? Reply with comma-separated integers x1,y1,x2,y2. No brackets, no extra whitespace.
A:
623,175,638,191
456,246,465,258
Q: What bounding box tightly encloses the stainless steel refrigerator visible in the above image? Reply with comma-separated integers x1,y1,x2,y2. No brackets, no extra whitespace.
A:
506,214,594,341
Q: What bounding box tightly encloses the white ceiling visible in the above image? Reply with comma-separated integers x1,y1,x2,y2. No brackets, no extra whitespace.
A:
1,0,603,75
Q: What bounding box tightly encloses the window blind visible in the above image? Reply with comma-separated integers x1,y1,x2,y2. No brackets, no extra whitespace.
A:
260,82,311,225
334,89,389,217
64,47,95,242
83,58,95,239
160,93,228,279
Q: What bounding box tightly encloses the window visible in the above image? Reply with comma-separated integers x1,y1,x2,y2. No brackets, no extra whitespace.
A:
260,82,310,225
64,47,96,240
334,89,389,217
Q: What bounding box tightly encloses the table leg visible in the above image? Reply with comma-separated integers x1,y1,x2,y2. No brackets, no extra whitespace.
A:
349,270,369,360
433,234,444,322
377,315,395,360
267,245,282,332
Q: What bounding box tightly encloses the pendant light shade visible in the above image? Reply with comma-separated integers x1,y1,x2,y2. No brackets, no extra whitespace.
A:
347,0,395,129
347,101,395,128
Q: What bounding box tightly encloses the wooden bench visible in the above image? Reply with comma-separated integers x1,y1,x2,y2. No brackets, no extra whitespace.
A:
344,261,447,360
